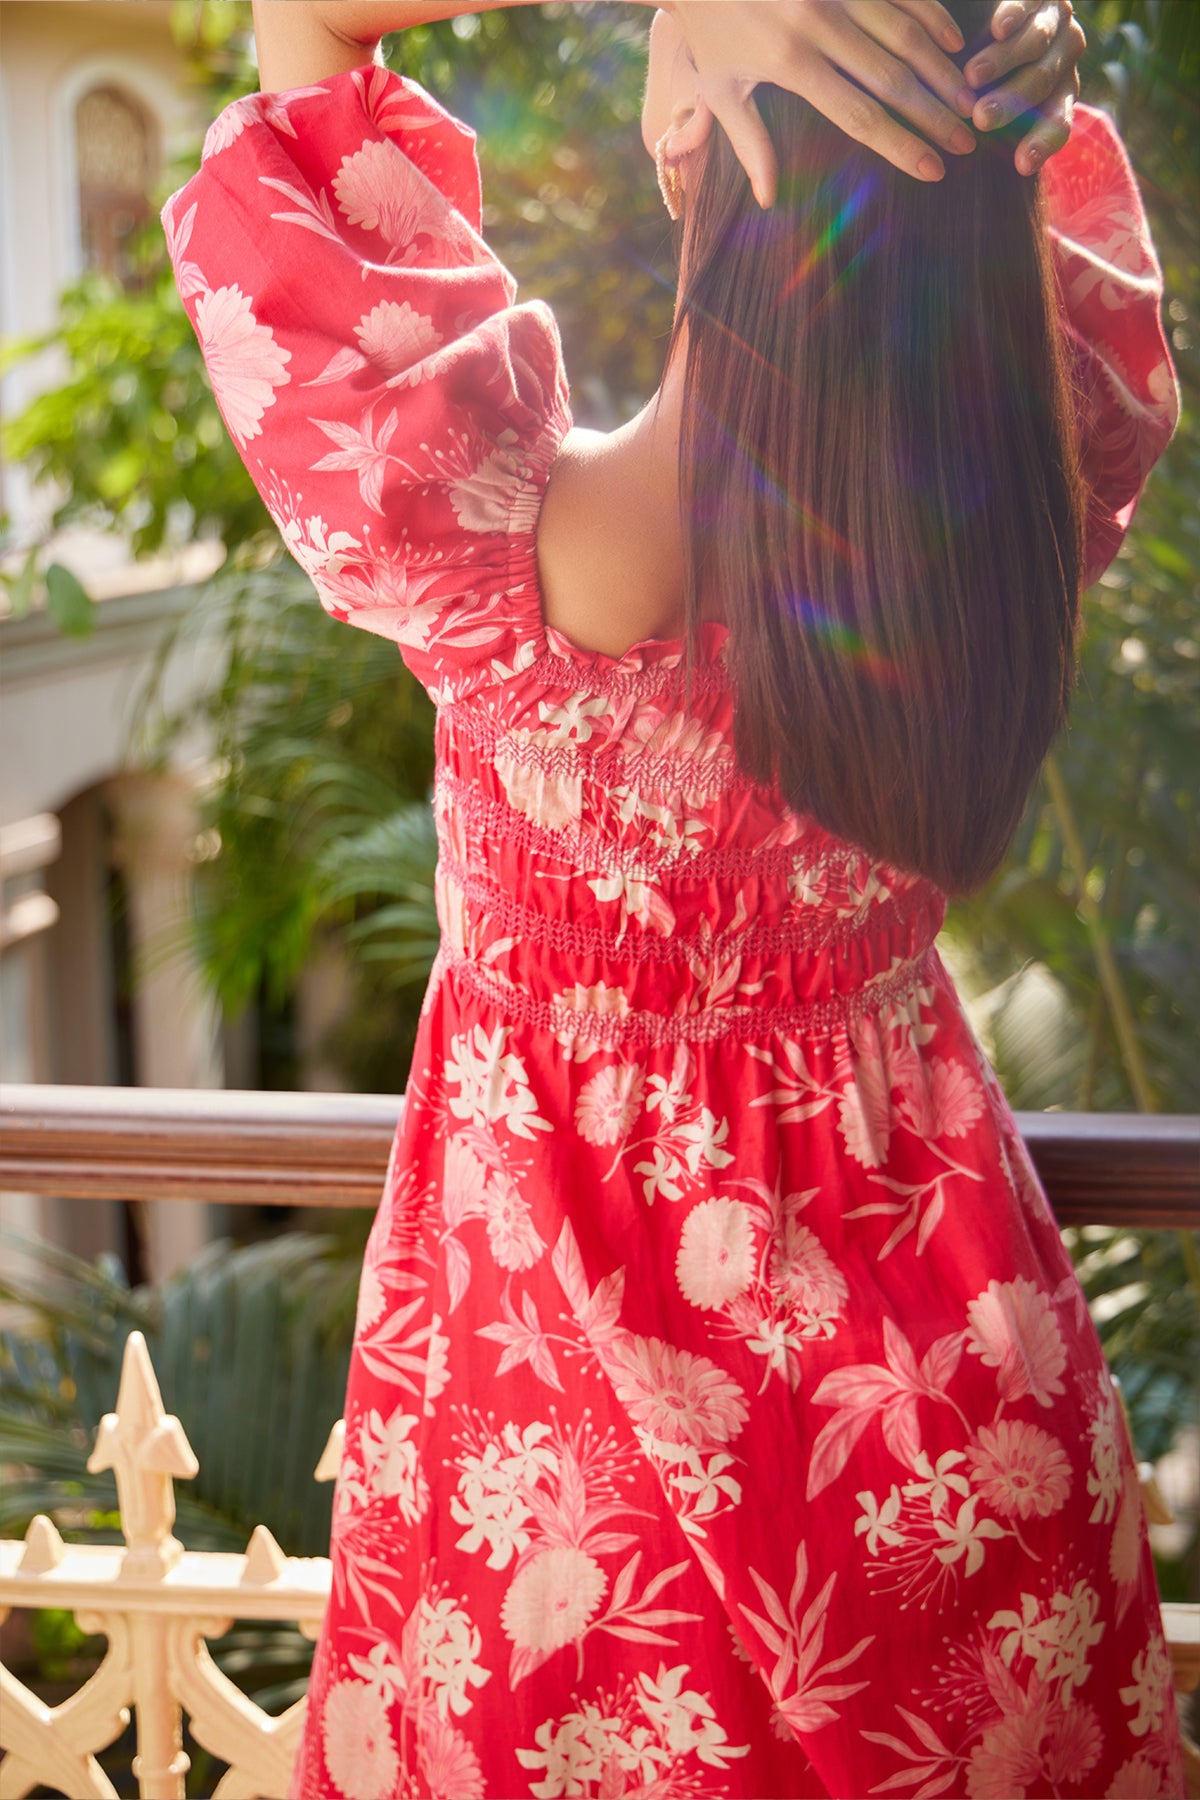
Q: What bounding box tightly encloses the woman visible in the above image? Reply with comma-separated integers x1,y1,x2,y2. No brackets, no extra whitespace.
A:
165,1,1184,1794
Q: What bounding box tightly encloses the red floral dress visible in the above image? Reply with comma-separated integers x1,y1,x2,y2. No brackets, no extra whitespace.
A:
166,69,1184,1800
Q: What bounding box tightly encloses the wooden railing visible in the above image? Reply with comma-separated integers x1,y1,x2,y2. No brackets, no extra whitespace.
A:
0,1085,1198,1800
3,1082,1198,1223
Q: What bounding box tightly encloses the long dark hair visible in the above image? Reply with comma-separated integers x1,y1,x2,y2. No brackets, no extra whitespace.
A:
671,0,1085,894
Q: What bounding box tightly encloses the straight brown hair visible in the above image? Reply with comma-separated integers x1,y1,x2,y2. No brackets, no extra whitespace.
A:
671,0,1086,894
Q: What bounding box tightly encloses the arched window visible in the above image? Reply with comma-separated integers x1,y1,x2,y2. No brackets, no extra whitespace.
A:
74,83,158,287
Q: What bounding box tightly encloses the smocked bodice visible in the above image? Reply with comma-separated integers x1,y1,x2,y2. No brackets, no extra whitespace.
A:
431,626,944,1048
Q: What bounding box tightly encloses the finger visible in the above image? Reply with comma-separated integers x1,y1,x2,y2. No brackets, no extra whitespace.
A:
886,0,967,56
965,1,1063,88
1014,82,1076,174
847,1,979,121
705,82,779,208
813,9,976,159
970,14,1069,131
991,0,1040,41
784,59,948,182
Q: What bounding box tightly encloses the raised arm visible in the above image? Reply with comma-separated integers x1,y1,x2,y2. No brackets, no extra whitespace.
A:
251,2,568,93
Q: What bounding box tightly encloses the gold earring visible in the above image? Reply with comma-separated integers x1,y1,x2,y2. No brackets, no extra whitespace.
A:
655,131,684,221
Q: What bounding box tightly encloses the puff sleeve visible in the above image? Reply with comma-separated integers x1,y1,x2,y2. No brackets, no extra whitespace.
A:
162,66,571,702
1042,103,1180,588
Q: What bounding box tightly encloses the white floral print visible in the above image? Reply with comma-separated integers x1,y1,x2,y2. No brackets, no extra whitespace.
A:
359,298,440,373
1120,1633,1172,1738
574,1062,645,1146
496,743,583,830
965,1419,1072,1519
604,1333,749,1452
1087,1369,1127,1523
334,136,445,245
501,1546,608,1652
636,1662,750,1767
358,1404,429,1523
482,1173,544,1271
769,1213,849,1317
675,1196,755,1310
321,1678,400,1800
415,1593,491,1718
451,1420,553,1568
416,1711,485,1800
740,1539,873,1737
898,1055,986,1140
517,1669,749,1797
194,284,290,445
450,442,544,533
1106,1753,1171,1797
966,1276,1068,1408
445,1024,550,1139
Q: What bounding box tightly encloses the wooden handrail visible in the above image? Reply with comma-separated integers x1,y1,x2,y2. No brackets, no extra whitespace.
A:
0,1084,400,1210
0,1083,1197,1226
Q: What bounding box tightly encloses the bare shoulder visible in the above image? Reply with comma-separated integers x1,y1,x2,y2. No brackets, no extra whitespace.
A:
535,424,687,658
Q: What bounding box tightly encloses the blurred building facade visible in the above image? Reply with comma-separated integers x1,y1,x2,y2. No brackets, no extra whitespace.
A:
0,1,226,1282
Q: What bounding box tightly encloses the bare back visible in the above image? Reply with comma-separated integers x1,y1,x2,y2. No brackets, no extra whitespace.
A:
535,407,694,659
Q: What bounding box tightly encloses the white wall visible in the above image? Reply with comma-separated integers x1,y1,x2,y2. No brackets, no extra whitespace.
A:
0,0,199,536
0,4,228,1280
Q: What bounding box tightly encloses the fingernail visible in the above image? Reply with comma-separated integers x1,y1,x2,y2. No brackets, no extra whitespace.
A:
918,153,945,181
943,24,965,51
956,86,977,112
978,98,1002,124
951,125,975,154
1023,146,1044,172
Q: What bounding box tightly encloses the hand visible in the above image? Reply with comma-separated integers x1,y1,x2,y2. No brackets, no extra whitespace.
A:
666,0,981,205
963,0,1085,174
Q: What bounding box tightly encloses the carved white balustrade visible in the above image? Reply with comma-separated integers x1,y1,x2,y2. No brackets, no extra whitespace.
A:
0,1330,343,1800
0,1329,1197,1798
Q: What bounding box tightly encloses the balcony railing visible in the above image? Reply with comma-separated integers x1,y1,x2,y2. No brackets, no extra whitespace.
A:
1,1085,1198,1799
2,1083,1198,1221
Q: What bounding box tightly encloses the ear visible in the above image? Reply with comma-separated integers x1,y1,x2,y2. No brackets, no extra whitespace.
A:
663,93,714,163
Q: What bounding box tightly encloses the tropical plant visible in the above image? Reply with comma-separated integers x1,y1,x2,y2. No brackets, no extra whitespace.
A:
133,560,438,1019
0,1225,357,1551
0,1221,365,1790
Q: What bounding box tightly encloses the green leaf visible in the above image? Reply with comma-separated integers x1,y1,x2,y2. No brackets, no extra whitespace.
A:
1136,535,1195,580
2,545,39,619
44,563,96,638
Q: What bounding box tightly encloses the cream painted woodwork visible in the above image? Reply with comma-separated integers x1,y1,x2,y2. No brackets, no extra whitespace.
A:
0,1331,341,1800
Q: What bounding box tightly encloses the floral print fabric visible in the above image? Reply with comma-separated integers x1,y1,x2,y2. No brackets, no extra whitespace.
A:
166,69,1184,1800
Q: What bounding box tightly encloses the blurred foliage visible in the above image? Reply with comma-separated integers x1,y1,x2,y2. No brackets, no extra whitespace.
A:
0,1222,367,1790
382,4,676,417
0,269,267,565
0,1224,360,1553
941,0,1199,1117
0,1,671,583
135,560,436,1025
